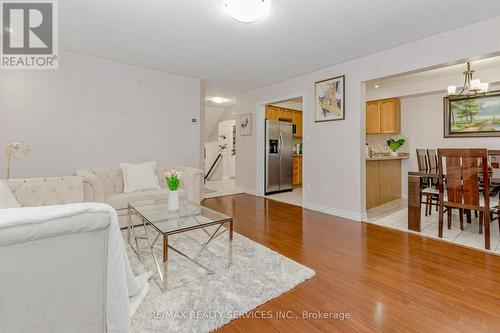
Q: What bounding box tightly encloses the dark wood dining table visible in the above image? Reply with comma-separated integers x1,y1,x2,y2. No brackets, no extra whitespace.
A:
407,170,500,232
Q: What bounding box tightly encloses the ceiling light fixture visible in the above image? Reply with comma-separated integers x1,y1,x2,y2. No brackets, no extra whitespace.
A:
447,62,489,96
224,0,271,23
211,97,227,104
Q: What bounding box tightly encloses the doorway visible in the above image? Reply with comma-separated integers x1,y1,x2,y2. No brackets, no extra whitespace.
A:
203,105,240,198
262,97,304,206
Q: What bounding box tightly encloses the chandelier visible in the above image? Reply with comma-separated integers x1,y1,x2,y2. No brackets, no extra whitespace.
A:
447,62,489,96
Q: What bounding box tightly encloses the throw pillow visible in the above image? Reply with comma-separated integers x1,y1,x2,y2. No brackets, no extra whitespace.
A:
120,161,160,193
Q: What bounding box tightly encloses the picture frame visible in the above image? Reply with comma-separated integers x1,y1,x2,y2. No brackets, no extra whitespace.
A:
314,75,345,122
239,113,252,136
444,90,500,138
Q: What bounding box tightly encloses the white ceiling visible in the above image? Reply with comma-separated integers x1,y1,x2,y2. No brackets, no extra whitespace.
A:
61,1,500,98
269,97,303,111
368,56,500,90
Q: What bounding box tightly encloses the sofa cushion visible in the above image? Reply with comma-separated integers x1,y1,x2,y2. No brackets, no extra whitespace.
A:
105,188,187,211
120,161,160,193
0,180,21,209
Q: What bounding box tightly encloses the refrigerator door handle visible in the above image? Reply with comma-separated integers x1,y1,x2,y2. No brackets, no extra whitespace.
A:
278,133,283,160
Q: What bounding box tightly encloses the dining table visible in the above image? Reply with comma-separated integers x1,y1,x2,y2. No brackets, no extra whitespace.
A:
407,169,500,232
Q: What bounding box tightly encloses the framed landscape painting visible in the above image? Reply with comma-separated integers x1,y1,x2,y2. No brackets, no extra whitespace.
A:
444,91,500,137
315,75,345,122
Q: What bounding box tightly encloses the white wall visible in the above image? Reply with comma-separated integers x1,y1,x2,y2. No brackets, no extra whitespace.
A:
0,51,203,178
205,106,236,142
400,92,500,197
235,16,500,221
205,106,225,142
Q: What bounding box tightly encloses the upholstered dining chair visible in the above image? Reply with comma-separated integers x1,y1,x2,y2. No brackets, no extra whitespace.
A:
416,149,428,172
417,149,438,216
488,150,500,226
437,148,492,250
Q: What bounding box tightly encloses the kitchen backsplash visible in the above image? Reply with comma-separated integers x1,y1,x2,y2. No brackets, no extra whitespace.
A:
366,134,409,154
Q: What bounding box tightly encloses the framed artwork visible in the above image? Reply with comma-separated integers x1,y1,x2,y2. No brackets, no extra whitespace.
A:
239,113,252,136
315,75,345,122
444,91,500,137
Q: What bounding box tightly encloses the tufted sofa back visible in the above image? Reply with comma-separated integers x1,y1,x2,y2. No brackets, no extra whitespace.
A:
93,168,125,197
79,166,170,197
6,177,85,207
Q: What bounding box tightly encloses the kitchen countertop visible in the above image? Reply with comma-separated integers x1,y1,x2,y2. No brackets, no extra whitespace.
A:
366,153,409,161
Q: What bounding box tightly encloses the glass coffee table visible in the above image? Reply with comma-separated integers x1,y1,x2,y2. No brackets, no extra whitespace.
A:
127,198,233,292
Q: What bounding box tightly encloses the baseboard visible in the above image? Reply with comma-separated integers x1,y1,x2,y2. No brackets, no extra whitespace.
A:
303,201,364,222
235,187,257,196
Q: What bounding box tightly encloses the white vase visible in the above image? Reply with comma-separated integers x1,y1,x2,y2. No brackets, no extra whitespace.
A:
168,190,180,211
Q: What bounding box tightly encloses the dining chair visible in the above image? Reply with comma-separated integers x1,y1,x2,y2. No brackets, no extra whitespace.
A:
424,149,440,215
427,149,438,172
416,149,428,172
417,149,438,216
488,150,500,195
488,150,500,226
437,148,492,249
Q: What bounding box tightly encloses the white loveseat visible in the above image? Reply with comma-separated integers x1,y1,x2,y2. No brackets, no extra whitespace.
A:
0,207,111,333
0,176,150,332
77,164,203,228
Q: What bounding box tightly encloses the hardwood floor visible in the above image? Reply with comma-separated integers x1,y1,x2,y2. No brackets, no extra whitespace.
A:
202,194,500,333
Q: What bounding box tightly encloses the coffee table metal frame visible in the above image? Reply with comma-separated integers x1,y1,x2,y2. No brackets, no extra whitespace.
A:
127,202,233,292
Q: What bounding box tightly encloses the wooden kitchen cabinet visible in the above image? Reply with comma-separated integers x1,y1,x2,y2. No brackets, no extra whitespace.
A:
366,100,381,134
293,155,302,186
365,161,380,209
266,105,303,137
279,109,293,121
292,111,302,137
265,106,279,120
365,98,400,134
366,159,402,209
380,98,400,133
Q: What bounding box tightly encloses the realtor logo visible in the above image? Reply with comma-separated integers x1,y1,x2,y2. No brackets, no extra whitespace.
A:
1,0,58,69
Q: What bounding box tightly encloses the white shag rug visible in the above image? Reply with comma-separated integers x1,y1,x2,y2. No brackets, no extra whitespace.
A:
125,225,315,333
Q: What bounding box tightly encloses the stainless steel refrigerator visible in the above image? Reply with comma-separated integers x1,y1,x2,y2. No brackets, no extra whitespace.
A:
265,120,293,194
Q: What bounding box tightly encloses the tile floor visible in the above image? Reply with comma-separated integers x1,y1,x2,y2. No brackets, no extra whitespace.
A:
366,199,500,253
265,188,303,207
204,178,242,199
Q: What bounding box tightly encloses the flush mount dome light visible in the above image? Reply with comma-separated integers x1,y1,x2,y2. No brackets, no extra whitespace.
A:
211,97,227,104
224,0,271,23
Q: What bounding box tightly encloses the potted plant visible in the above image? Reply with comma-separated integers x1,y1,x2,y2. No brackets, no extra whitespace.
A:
165,169,182,211
386,138,406,156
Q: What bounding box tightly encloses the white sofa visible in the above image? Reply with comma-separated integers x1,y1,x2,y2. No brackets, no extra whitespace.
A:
1,177,109,332
77,164,203,228
0,208,111,333
0,176,150,332
5,176,95,206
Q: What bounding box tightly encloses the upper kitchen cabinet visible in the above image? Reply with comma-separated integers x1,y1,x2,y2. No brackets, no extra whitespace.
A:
265,106,279,120
365,98,400,134
266,105,303,137
292,111,302,137
366,100,381,134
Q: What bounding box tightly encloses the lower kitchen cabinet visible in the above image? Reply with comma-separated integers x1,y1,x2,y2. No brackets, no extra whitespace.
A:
366,159,401,209
293,155,302,186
